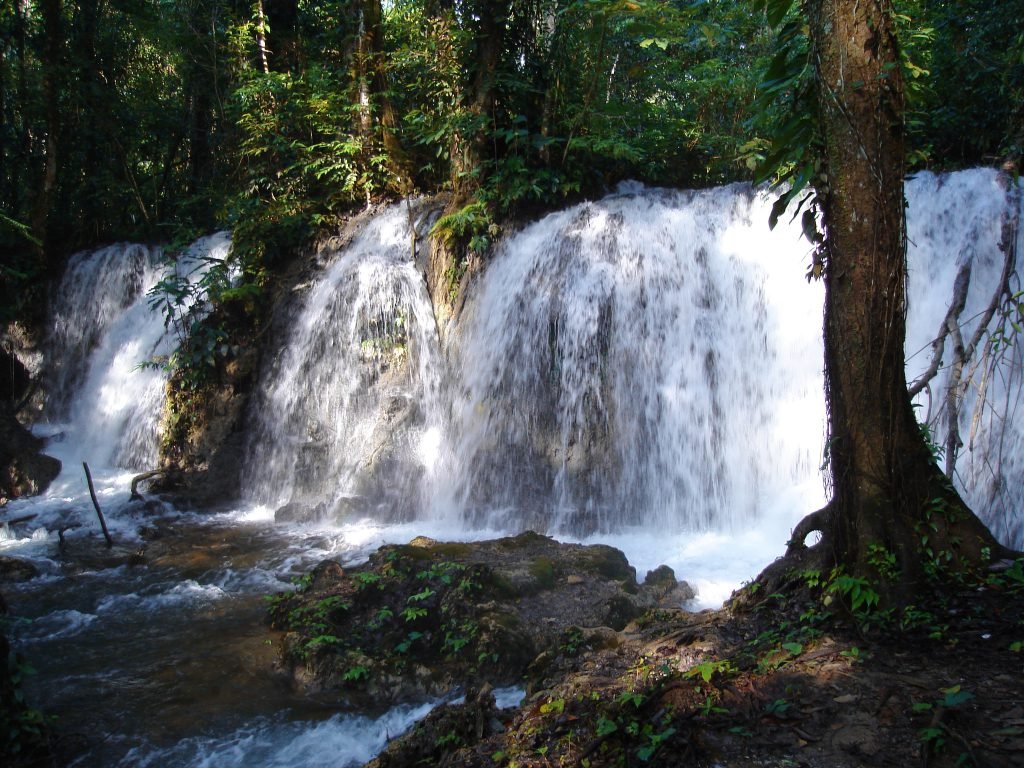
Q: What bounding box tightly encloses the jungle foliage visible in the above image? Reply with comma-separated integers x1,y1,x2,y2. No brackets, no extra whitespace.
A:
1,0,1021,326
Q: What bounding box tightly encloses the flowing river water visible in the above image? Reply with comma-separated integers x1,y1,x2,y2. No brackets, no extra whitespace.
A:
2,169,1021,764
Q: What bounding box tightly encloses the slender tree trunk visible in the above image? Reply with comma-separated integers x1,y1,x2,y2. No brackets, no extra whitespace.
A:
255,0,270,74
350,0,410,195
32,0,62,263
449,0,508,194
354,0,375,138
805,0,1008,598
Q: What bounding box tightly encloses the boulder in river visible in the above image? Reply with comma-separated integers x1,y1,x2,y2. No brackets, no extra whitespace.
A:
267,531,695,708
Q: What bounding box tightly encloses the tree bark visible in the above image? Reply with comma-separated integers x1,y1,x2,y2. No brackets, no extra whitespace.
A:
255,0,271,74
32,0,63,264
806,0,1008,598
351,0,411,195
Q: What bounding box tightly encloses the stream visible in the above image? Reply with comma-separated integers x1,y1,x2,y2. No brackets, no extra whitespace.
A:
2,168,1022,764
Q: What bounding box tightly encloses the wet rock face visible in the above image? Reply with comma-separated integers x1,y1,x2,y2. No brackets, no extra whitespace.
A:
1,339,60,504
0,402,60,505
155,344,260,505
267,532,694,708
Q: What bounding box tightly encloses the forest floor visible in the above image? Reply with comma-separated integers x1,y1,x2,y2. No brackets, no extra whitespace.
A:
370,565,1024,768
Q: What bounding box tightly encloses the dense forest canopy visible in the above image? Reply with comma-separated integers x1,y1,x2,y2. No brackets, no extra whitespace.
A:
1,0,1021,326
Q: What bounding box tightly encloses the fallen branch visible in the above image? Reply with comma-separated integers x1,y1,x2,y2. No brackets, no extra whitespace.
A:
130,469,165,501
82,462,113,548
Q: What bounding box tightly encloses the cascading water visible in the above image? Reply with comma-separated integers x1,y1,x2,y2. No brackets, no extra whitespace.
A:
433,184,827,535
239,170,1023,549
3,230,455,767
243,205,446,522
3,169,1023,767
46,242,161,418
904,168,1024,548
42,232,231,470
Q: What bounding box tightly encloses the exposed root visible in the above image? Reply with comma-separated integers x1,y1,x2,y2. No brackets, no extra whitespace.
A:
786,504,833,556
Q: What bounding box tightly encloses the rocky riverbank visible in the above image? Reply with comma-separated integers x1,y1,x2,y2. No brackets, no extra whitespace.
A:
273,533,1024,768
267,532,693,710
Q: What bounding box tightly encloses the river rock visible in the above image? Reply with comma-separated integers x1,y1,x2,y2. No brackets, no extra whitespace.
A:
0,401,60,505
365,683,508,768
273,501,327,524
0,555,40,582
267,531,687,708
643,563,697,605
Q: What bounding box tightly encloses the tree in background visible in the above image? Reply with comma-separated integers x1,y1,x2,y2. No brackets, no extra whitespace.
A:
4,0,1019,384
0,0,243,322
907,0,1024,168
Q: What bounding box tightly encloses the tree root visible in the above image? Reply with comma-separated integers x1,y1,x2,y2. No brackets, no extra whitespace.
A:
733,491,1023,614
728,504,836,611
786,504,832,556
130,469,166,501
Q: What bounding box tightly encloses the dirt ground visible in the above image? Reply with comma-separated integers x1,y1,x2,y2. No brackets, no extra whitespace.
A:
370,567,1024,768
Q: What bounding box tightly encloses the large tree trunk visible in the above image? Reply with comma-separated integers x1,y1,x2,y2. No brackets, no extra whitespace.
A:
801,0,1009,599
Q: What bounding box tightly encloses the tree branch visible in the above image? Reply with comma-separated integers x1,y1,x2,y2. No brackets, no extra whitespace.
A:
907,259,970,399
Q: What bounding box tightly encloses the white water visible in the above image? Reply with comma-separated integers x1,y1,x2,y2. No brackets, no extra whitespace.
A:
904,169,1024,546
40,232,232,471
120,686,524,768
3,169,1023,765
243,206,446,522
433,183,826,535
45,242,162,418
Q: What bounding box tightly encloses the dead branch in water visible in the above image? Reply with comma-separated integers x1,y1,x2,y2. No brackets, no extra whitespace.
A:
83,462,113,548
130,469,165,501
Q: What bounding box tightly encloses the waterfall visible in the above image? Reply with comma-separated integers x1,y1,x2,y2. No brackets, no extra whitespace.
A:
905,169,1024,547
46,242,162,419
43,233,231,470
6,168,1021,766
243,206,446,522
34,170,1021,545
238,170,1023,546
434,184,826,535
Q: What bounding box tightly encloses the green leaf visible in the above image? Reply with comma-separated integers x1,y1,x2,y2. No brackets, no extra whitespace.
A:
596,717,618,736
764,0,796,28
940,685,974,708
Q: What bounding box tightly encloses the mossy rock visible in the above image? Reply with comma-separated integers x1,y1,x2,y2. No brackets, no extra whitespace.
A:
529,556,557,589
269,533,675,707
578,546,635,582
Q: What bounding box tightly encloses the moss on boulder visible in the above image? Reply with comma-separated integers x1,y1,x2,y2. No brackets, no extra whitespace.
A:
267,532,694,708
